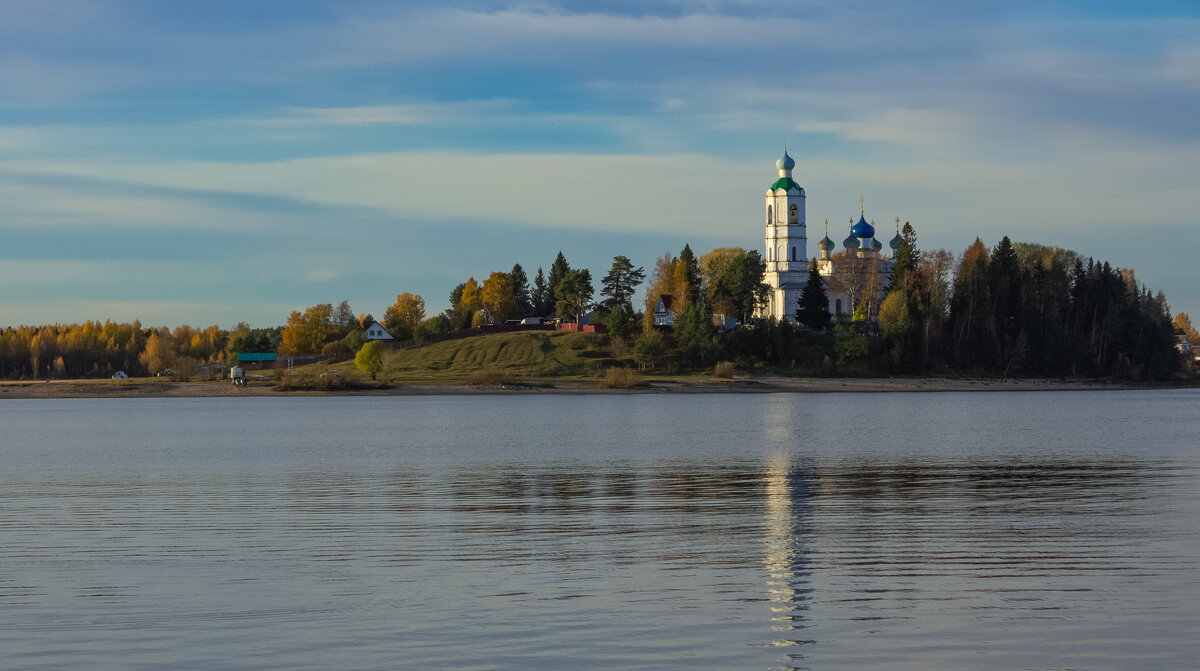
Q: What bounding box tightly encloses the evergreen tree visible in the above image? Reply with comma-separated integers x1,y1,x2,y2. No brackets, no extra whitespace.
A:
672,244,702,307
547,251,572,310
604,304,638,341
989,235,1023,344
531,267,550,316
632,330,668,370
714,250,769,323
554,268,594,323
892,223,920,288
795,260,832,329
600,255,646,312
673,300,719,368
510,264,532,317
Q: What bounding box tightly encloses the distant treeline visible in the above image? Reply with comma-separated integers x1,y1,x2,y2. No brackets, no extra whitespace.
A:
0,230,1193,381
839,233,1183,379
0,322,284,380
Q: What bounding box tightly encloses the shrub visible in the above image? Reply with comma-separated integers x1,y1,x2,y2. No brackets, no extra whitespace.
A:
169,356,198,382
322,340,353,362
466,369,512,386
602,367,641,389
633,331,668,370
834,333,869,364
609,336,629,360
713,361,736,378
584,358,620,374
272,366,375,391
273,371,297,390
355,340,386,380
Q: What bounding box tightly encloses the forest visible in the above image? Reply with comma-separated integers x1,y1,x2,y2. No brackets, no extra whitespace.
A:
0,228,1194,382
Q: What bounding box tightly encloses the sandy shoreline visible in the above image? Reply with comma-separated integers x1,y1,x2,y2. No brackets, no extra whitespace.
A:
0,376,1192,399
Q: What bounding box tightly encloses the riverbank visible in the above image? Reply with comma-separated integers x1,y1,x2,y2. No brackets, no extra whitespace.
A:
0,375,1191,399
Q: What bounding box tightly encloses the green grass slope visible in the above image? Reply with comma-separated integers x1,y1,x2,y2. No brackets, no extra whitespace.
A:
383,331,614,382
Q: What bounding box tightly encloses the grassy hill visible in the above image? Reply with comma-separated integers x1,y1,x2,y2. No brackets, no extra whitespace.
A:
337,331,620,384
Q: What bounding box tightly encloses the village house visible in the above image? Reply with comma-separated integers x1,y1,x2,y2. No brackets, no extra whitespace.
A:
653,295,675,326
365,321,394,341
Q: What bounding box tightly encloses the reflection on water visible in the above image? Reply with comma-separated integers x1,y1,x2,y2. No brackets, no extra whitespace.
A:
1,392,1199,670
764,454,815,661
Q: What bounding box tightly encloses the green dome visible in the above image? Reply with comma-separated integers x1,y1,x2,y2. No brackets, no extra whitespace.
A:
769,177,804,192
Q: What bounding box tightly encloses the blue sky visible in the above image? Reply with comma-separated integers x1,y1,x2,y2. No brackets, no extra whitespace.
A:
2,0,1199,328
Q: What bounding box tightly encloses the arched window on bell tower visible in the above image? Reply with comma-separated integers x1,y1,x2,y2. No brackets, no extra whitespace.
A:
789,204,798,224
767,205,773,226
791,247,797,262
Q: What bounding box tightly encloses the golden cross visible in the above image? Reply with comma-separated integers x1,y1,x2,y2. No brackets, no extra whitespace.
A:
859,195,865,215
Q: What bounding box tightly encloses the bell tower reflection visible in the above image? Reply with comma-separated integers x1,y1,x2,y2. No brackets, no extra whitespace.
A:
763,453,815,662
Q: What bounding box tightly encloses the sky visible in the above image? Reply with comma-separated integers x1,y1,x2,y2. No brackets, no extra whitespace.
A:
2,0,1199,328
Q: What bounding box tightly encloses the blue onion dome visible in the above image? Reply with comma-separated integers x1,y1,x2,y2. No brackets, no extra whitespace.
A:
850,214,875,239
843,233,860,249
776,151,795,171
819,235,836,252
890,231,903,250
872,238,883,250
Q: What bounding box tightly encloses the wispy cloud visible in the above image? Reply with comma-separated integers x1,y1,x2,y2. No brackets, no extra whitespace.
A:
2,1,1199,326
246,99,519,127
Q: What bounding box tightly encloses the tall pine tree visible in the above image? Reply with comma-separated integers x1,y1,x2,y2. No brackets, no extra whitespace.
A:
673,244,702,307
531,267,550,316
510,264,532,317
547,251,572,310
600,255,645,312
795,260,831,329
555,269,593,323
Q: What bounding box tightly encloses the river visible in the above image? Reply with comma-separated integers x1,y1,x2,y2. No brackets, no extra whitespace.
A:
2,391,1198,670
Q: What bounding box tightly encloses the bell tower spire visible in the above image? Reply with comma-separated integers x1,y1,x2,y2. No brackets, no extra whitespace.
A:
762,149,808,322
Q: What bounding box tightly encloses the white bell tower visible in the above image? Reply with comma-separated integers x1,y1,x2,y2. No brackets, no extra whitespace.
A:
763,150,808,321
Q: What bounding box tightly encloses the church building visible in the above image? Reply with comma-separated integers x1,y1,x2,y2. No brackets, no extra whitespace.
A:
761,151,809,321
761,151,901,322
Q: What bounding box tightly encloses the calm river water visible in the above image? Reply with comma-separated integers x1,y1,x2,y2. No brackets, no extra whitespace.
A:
2,391,1199,670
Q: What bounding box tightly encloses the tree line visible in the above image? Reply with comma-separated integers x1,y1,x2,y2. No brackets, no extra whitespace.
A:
0,232,1191,381
875,228,1182,379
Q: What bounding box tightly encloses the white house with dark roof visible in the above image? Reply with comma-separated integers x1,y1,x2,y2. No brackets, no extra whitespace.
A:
365,321,394,341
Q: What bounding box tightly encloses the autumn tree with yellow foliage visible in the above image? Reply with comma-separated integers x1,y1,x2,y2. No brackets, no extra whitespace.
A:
279,303,334,355
480,272,517,323
383,292,426,340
